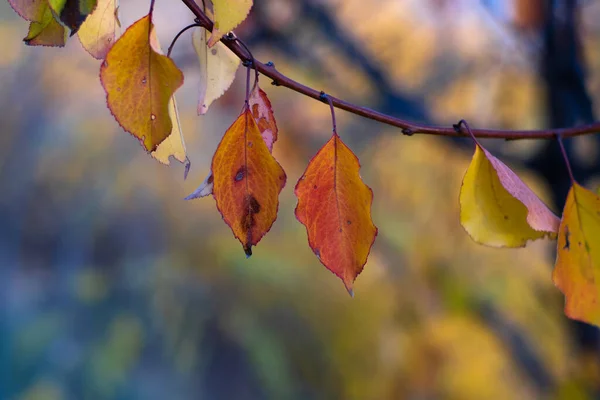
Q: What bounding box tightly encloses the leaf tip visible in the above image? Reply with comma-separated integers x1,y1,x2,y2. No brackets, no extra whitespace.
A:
244,244,252,258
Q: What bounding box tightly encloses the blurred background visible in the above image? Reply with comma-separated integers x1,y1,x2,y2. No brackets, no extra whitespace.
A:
1,0,600,398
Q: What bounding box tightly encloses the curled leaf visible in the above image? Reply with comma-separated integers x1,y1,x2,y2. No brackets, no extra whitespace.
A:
295,133,377,294
211,109,286,256
460,143,559,247
78,0,120,59
100,14,184,152
192,26,240,115
207,0,253,47
553,183,600,327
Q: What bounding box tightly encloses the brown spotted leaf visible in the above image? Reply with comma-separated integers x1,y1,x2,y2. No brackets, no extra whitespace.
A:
211,109,286,255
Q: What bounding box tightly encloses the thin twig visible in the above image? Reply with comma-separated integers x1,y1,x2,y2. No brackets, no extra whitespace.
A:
179,0,600,141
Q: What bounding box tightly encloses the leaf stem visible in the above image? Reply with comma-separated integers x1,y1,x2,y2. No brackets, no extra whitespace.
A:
455,119,481,147
167,23,201,58
556,135,576,183
322,92,337,135
179,0,600,141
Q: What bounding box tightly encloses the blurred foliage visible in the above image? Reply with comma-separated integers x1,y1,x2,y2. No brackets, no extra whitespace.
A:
2,0,600,399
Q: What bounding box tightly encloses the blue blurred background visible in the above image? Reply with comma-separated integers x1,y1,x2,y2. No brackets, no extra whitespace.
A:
1,0,600,399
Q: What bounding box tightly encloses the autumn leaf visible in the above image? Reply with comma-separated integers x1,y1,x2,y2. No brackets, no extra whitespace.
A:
207,0,253,48
211,109,286,256
78,0,120,59
460,142,559,247
553,183,600,327
192,26,240,115
23,6,67,47
295,133,377,294
187,84,278,199
100,14,184,152
47,0,98,34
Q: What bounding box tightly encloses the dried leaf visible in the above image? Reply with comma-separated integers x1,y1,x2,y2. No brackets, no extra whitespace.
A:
187,84,277,200
553,183,600,327
460,143,559,247
295,133,377,294
78,0,120,59
207,0,253,47
23,6,67,47
249,85,278,152
212,109,286,256
192,26,240,115
100,14,184,152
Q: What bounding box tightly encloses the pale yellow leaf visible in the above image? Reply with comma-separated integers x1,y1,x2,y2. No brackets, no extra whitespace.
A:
78,0,120,60
192,26,240,115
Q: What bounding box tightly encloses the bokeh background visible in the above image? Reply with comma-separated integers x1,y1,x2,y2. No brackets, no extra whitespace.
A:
2,0,600,399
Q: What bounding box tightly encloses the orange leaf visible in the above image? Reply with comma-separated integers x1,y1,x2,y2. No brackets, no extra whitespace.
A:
187,84,278,200
553,183,600,327
100,14,184,152
212,109,286,256
295,133,377,294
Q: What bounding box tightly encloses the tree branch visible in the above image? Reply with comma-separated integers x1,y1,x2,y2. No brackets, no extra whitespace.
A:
180,0,600,140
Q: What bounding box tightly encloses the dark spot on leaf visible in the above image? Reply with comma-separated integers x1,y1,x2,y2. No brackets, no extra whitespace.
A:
313,185,318,190
207,175,214,184
211,49,217,56
563,226,570,250
141,77,147,84
585,241,591,253
339,228,342,233
248,141,253,148
314,248,320,259
234,166,246,182
504,215,508,220
347,220,352,225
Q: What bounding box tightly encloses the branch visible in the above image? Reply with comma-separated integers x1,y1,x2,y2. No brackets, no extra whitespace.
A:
179,0,600,140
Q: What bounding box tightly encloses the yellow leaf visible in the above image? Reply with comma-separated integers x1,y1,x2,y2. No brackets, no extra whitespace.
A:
23,6,67,47
460,143,559,247
553,183,600,327
192,26,240,115
295,133,377,294
100,14,184,152
207,0,253,47
78,0,120,59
